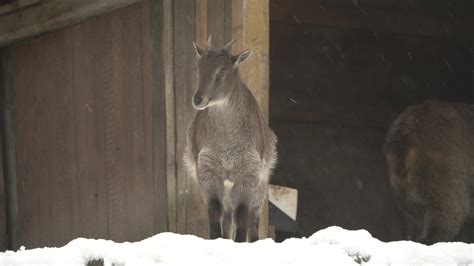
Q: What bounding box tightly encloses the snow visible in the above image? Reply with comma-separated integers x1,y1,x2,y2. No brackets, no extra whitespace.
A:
1,226,473,266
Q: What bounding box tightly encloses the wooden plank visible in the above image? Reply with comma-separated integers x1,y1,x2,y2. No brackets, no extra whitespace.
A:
207,0,224,47
7,27,78,248
270,0,469,37
0,0,40,16
32,29,77,247
195,0,207,46
206,0,233,46
142,0,168,234
232,0,270,239
70,14,110,240
163,0,177,233
0,50,11,250
106,5,154,242
0,0,141,47
223,0,232,44
0,130,5,251
172,0,201,235
6,40,40,249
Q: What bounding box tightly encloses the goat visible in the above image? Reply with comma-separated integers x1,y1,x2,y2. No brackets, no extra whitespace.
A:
184,37,277,242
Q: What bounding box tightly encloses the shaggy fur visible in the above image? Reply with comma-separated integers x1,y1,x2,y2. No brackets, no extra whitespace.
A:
384,101,474,244
184,39,277,242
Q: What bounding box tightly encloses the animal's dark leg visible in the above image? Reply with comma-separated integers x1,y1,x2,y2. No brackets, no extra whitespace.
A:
248,208,260,242
420,209,463,245
208,198,223,239
222,210,233,239
234,204,249,242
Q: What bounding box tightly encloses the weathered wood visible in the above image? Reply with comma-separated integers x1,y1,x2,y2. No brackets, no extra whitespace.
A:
0,128,5,250
0,49,14,250
163,0,177,233
143,0,168,234
5,3,159,247
7,28,77,247
70,14,110,240
0,0,39,16
268,185,298,221
232,0,270,239
6,39,39,248
105,5,154,242
172,0,209,237
195,0,207,46
0,0,141,47
207,0,225,47
270,0,470,37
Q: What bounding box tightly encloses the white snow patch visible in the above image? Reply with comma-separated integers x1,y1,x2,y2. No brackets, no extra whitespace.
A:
1,226,473,266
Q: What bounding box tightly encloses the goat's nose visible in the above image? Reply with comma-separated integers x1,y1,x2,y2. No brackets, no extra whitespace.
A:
193,96,204,106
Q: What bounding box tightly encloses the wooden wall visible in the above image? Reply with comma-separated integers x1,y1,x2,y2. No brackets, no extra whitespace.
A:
2,1,167,249
269,0,473,241
0,0,270,249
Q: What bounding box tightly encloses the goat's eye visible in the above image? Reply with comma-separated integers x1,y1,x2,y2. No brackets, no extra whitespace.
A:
216,70,225,80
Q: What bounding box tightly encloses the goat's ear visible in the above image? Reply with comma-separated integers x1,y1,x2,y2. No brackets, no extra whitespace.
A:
193,41,205,58
231,49,251,68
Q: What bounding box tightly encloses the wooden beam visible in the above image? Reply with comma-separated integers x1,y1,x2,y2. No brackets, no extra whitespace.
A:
143,0,169,234
0,0,40,16
232,0,270,239
0,49,19,249
172,0,198,235
270,0,468,37
162,0,177,233
0,0,141,47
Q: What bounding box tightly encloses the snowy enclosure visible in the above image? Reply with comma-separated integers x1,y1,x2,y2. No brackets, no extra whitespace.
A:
1,227,473,266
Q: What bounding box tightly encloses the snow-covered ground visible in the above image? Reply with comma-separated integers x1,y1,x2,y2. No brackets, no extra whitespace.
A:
1,226,473,266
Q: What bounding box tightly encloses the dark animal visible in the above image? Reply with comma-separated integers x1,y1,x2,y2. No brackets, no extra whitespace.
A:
384,101,474,244
184,37,277,242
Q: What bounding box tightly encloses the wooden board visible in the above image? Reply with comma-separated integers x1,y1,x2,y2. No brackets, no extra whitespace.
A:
232,0,270,239
142,0,168,234
5,2,164,248
162,0,177,234
70,14,110,240
0,0,141,47
0,115,6,251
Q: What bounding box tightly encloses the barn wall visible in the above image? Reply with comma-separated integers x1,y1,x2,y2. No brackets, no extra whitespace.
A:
0,0,271,249
2,2,168,249
269,0,473,241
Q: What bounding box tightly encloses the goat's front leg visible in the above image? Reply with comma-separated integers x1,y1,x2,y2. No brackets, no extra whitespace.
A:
248,207,261,242
197,160,225,240
207,198,223,239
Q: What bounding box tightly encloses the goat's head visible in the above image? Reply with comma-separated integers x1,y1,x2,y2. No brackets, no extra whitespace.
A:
192,36,251,110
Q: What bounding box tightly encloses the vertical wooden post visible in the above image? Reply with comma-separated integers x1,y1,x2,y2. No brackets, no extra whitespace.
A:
144,0,170,234
231,0,270,239
162,0,177,234
0,50,19,249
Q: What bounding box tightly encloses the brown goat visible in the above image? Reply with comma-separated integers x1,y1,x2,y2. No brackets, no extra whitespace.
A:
184,37,277,242
384,101,474,244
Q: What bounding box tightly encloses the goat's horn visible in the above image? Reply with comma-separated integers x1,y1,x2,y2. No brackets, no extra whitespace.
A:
207,35,212,47
223,38,237,50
